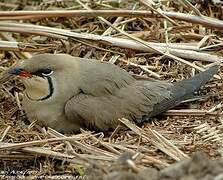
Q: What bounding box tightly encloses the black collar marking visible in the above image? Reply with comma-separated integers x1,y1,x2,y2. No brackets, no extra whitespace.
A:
40,76,54,101
26,76,54,101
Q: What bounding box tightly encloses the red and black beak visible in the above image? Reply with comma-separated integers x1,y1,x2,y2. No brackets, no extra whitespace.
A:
0,67,32,84
8,67,32,78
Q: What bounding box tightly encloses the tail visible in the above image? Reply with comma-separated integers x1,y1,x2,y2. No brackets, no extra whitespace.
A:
147,66,218,118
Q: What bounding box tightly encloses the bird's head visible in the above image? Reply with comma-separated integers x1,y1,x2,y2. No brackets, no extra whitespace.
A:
1,54,78,101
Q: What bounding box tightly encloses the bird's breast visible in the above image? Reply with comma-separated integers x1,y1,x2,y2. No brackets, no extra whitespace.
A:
22,95,82,133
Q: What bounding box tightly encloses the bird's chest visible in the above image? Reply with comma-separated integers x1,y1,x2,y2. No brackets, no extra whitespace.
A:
22,96,65,127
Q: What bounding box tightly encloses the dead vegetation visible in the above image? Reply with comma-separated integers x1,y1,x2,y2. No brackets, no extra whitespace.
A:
0,0,223,179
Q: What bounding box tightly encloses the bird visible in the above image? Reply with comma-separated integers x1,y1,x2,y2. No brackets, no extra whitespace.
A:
0,54,218,133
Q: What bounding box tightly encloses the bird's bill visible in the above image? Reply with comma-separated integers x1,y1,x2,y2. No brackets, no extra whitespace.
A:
0,66,33,84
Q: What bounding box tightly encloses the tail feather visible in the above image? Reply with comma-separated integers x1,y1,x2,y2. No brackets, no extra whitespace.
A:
147,66,218,118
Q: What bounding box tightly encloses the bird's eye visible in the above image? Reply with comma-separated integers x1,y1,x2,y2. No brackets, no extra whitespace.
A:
41,69,53,76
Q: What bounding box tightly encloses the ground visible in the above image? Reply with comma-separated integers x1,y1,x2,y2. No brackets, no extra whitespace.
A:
0,0,223,179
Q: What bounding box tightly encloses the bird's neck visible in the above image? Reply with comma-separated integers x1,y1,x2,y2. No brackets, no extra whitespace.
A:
22,76,52,101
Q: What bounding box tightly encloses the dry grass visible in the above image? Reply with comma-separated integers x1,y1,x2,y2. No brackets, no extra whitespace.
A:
0,0,223,178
